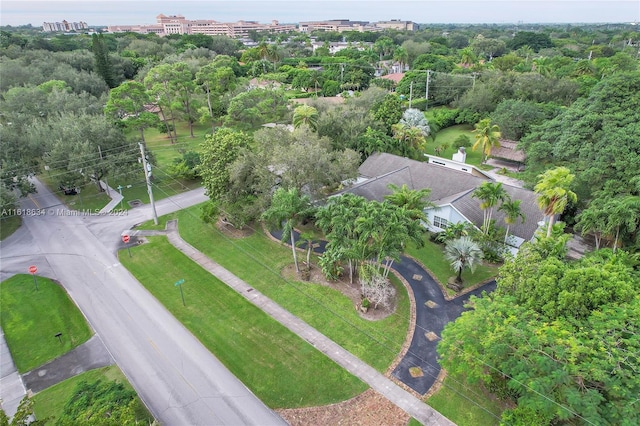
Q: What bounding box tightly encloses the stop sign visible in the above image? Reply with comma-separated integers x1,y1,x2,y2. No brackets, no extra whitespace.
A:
28,265,37,274
122,235,130,243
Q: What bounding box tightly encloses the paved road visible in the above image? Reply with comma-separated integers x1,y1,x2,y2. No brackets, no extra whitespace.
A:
0,179,286,425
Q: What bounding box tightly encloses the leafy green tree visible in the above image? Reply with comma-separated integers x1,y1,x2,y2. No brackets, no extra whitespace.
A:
372,94,403,135
472,118,501,163
58,379,150,425
292,105,319,131
144,63,180,142
261,187,315,273
440,246,640,426
507,31,553,51
198,127,251,202
34,112,136,192
534,167,577,237
224,88,290,129
490,99,549,141
444,237,484,286
104,81,158,143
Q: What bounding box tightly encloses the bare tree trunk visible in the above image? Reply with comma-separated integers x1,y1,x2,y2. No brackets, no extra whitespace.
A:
546,214,556,238
290,230,299,272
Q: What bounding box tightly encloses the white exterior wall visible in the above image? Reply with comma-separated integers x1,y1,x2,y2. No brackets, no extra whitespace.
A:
425,205,468,232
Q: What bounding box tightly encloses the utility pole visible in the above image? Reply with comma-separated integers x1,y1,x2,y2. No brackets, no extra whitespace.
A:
98,145,110,196
424,70,431,110
139,142,158,225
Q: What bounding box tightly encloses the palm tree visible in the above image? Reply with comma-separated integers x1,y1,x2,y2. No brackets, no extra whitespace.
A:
459,47,477,68
261,187,315,273
534,167,577,238
392,123,427,159
604,196,640,252
444,237,484,288
292,105,319,131
472,118,501,163
498,199,525,244
384,183,434,221
393,47,409,71
472,182,510,234
575,199,607,250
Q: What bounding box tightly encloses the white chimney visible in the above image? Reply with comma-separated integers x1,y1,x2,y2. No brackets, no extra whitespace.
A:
452,146,467,163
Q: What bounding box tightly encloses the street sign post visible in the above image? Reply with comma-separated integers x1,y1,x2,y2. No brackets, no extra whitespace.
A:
28,265,38,291
174,279,186,306
122,234,132,257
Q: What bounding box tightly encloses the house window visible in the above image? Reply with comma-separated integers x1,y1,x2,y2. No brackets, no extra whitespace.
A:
433,216,449,229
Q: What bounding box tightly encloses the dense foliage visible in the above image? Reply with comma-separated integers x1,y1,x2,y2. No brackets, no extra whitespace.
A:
439,246,640,425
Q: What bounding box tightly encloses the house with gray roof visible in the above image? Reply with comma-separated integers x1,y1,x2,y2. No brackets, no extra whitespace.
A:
342,152,544,252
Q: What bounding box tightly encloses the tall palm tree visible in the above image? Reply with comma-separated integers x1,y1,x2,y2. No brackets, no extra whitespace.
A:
292,105,319,131
472,182,510,234
384,183,434,221
472,118,501,163
444,237,484,287
261,187,315,273
534,167,577,238
575,199,608,250
604,196,640,252
498,199,525,243
393,47,409,71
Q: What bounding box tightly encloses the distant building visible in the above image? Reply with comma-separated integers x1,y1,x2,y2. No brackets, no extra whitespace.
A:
299,18,415,33
375,19,416,31
42,20,88,32
107,15,414,37
108,14,296,37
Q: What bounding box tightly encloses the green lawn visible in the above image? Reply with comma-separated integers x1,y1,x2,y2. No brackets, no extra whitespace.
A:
0,216,21,240
405,238,499,297
426,373,507,426
172,207,410,373
38,172,111,212
32,365,153,424
0,275,92,373
424,124,486,167
120,237,367,408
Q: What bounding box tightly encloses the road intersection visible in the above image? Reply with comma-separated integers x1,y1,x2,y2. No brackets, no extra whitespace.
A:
1,179,286,425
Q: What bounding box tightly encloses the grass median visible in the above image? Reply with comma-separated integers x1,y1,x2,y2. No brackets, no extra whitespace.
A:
120,236,367,408
0,274,92,373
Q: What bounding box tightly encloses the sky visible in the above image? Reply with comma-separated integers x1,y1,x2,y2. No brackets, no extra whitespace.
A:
1,0,639,27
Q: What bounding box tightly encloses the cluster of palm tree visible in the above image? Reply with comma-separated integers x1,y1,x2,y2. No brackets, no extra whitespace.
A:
472,181,525,243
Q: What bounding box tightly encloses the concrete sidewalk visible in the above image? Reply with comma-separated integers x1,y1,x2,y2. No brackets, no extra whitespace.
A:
98,182,124,214
22,335,114,393
0,329,26,420
165,220,454,426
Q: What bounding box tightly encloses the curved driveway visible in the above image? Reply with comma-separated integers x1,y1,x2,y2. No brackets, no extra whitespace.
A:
391,256,495,394
276,230,496,395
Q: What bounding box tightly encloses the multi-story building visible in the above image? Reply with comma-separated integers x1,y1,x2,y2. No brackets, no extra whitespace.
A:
375,19,416,31
299,18,415,33
42,20,88,32
108,14,296,37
